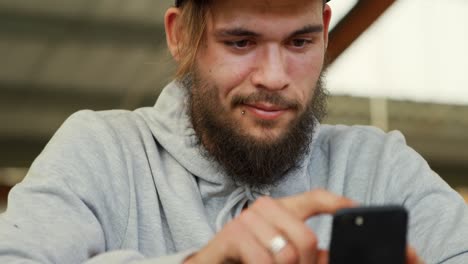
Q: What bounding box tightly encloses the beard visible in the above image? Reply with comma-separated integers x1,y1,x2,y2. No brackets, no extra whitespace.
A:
184,70,328,189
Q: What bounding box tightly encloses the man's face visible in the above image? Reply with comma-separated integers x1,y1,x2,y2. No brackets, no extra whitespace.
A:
187,0,331,187
195,0,329,142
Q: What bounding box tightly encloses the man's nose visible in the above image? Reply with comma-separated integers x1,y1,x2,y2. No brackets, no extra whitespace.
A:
251,46,290,91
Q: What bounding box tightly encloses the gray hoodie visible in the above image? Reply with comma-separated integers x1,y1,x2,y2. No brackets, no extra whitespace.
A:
1,81,468,263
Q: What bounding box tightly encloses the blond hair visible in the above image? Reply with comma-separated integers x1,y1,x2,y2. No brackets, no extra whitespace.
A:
174,1,210,80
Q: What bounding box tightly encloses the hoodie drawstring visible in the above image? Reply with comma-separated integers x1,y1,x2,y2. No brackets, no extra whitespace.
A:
215,186,270,231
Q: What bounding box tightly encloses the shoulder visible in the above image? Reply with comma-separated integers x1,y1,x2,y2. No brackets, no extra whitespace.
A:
309,124,430,201
29,108,157,203
314,124,408,159
61,109,147,135
16,110,149,249
33,109,158,179
50,109,156,149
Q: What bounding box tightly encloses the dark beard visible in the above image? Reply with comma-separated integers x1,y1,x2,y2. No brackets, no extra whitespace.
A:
185,72,328,189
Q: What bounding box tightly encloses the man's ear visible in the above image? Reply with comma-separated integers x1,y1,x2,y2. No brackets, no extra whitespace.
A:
322,4,332,49
165,7,182,61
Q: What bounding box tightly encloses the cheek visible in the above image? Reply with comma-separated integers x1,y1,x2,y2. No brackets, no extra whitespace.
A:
287,51,324,102
201,47,256,98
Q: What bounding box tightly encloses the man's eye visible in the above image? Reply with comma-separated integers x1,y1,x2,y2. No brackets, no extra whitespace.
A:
225,40,252,49
291,39,312,48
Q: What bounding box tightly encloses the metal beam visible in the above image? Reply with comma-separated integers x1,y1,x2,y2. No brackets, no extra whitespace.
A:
327,0,396,64
0,8,166,48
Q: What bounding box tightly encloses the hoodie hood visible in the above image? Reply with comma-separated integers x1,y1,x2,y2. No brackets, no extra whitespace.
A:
137,81,315,231
142,81,230,185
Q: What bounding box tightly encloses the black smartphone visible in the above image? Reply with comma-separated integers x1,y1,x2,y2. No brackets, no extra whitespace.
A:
329,206,408,264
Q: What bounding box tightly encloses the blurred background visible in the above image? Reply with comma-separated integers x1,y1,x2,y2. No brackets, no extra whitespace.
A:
1,0,467,213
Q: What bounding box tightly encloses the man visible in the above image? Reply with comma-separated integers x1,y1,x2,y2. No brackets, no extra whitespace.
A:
0,0,467,263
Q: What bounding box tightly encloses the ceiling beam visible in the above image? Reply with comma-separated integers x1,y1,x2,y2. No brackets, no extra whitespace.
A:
0,185,9,205
0,81,123,110
0,8,165,48
327,0,396,64
0,81,125,141
0,2,397,65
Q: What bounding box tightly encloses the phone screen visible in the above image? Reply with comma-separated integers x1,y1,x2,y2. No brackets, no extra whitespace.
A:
329,206,408,264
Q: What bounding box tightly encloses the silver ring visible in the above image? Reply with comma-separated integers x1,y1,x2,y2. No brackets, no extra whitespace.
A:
268,235,288,255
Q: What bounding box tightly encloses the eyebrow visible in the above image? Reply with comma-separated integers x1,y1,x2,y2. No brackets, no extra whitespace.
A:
289,25,324,38
214,28,261,38
214,24,324,39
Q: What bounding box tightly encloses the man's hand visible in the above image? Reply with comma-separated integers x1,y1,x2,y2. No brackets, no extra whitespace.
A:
407,246,425,264
185,189,353,264
185,189,424,264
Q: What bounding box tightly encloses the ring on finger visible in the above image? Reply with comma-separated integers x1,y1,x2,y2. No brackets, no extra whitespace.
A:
268,235,288,255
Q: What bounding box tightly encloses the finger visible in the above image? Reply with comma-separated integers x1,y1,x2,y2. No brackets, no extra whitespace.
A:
278,189,356,220
406,246,424,264
251,196,319,264
226,221,273,264
238,209,298,264
236,228,273,264
192,220,272,264
316,250,329,264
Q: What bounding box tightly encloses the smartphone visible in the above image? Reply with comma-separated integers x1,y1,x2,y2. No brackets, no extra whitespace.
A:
329,206,408,264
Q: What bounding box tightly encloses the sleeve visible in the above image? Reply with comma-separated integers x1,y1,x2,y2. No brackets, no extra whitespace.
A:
0,110,194,264
382,131,468,263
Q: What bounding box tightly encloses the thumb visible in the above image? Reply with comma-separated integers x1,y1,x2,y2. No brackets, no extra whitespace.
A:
317,249,329,264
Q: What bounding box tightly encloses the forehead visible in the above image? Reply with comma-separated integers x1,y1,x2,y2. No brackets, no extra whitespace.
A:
207,0,323,29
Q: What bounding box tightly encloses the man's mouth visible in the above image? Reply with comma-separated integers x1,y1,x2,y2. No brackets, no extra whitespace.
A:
244,103,289,120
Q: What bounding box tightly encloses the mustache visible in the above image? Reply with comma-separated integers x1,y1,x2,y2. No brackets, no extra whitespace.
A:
231,92,301,110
